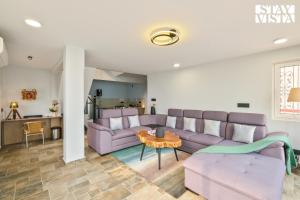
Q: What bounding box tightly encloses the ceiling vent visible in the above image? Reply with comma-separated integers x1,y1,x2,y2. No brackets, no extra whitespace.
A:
0,36,8,68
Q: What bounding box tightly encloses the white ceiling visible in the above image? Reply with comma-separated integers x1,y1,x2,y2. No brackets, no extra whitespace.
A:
0,0,299,74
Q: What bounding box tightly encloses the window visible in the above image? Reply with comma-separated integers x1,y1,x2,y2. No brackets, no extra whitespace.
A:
273,60,300,121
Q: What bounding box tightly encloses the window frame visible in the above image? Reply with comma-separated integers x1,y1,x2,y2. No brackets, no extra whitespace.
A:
273,59,300,121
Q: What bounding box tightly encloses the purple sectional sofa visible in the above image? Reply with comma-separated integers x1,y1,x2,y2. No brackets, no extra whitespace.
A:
87,108,286,200
87,108,165,154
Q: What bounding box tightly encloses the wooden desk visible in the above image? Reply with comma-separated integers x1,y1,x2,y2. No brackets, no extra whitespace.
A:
1,116,63,146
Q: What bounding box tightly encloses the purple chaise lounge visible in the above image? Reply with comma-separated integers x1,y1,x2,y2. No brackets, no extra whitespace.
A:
183,112,286,200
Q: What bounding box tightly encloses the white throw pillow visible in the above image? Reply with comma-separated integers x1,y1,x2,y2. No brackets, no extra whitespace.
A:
232,124,256,144
183,117,196,132
166,116,176,128
204,119,221,137
110,117,123,130
128,115,140,128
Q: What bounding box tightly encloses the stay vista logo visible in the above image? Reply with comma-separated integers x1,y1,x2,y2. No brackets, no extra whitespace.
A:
255,4,295,24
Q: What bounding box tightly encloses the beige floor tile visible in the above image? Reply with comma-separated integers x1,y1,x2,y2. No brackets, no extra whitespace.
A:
0,138,299,200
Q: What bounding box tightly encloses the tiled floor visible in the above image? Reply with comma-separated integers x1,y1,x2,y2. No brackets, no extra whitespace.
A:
0,139,299,200
0,139,203,200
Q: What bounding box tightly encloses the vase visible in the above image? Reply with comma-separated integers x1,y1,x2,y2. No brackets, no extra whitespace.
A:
51,112,58,117
155,127,165,138
150,106,156,115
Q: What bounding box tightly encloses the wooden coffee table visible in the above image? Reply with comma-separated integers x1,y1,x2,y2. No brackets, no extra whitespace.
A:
137,130,182,170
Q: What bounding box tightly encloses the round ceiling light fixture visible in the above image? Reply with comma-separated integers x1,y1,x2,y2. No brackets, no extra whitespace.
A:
25,19,42,28
150,27,179,46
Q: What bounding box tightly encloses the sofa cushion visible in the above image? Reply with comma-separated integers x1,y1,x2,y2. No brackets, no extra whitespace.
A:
128,115,140,128
101,109,122,118
204,119,221,137
129,126,151,133
113,126,151,140
112,136,139,147
121,108,138,116
228,112,266,126
183,117,196,132
226,112,267,141
167,109,184,129
183,110,203,118
164,128,197,140
232,123,256,144
226,123,266,142
166,116,176,128
203,111,228,122
96,118,109,128
183,153,285,200
110,117,123,130
202,111,227,137
168,109,183,117
122,116,130,129
189,134,224,146
112,129,135,140
177,131,198,140
217,139,244,146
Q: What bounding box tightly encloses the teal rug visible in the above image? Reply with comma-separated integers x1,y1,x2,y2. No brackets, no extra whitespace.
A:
112,144,174,165
111,144,190,198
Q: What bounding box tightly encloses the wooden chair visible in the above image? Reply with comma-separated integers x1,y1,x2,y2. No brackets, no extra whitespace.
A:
24,121,44,148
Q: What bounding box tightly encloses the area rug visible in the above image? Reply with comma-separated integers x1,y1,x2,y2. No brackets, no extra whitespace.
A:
111,144,190,198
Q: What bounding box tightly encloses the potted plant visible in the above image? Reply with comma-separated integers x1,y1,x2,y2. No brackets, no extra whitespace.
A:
49,100,59,117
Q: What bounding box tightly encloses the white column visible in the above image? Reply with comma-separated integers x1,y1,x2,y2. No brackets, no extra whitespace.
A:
63,46,85,163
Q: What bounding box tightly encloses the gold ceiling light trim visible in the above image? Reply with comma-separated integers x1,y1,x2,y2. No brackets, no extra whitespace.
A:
150,28,180,46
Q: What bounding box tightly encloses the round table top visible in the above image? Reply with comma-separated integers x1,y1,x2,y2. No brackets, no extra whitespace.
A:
137,130,182,148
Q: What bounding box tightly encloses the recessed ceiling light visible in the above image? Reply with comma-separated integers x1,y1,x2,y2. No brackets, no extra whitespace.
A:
173,63,180,68
150,27,179,46
25,19,42,28
273,38,288,44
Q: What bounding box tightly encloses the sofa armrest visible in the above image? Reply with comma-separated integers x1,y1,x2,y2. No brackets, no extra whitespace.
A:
87,122,113,154
263,131,289,148
88,122,113,134
267,131,289,137
259,131,288,161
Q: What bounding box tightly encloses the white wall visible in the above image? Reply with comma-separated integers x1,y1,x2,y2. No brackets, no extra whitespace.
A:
0,66,59,117
148,45,300,149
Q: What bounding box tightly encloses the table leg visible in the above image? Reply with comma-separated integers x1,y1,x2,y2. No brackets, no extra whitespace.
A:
174,148,179,161
157,148,161,170
140,144,146,161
